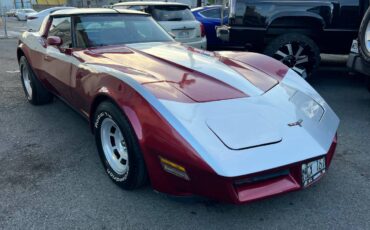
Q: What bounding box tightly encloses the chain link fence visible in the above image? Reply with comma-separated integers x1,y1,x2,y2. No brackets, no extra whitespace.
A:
0,2,9,38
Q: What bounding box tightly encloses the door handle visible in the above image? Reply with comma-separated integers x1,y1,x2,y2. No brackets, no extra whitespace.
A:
44,55,52,62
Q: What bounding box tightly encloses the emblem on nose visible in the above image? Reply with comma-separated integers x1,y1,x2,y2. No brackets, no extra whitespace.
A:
288,119,303,127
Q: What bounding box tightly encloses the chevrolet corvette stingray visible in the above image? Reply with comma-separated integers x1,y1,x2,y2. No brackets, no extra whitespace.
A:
17,8,339,204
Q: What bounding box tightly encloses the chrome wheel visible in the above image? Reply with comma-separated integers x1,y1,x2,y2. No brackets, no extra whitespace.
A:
365,20,370,53
22,64,33,99
100,118,129,175
274,42,310,79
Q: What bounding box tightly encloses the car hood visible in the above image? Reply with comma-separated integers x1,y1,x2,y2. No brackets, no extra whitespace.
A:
75,42,286,102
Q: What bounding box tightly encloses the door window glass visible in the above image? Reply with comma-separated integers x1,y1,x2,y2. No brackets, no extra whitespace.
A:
48,17,72,49
200,8,221,18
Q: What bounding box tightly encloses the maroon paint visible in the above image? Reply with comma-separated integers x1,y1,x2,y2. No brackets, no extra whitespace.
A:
217,51,290,81
220,58,279,92
73,46,248,103
46,36,62,46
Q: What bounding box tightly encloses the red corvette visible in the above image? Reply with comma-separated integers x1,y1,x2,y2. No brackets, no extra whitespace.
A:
17,8,339,204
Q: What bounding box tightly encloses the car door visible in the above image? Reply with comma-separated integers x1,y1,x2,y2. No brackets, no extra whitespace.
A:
41,16,73,101
198,8,228,46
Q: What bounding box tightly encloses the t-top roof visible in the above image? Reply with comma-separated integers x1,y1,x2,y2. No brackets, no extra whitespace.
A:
50,8,148,16
113,1,188,7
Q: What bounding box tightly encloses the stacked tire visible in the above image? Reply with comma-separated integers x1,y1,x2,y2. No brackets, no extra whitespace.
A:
358,7,370,91
358,7,370,63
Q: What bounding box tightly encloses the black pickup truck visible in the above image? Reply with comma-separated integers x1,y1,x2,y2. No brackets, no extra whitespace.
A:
217,0,369,78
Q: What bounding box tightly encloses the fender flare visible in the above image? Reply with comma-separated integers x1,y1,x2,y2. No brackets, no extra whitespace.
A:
89,91,143,142
267,12,326,30
17,44,32,64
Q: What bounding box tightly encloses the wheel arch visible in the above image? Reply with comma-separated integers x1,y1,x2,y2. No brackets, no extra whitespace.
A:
89,93,143,142
266,15,325,39
267,12,325,28
17,47,25,63
89,93,119,133
17,43,33,65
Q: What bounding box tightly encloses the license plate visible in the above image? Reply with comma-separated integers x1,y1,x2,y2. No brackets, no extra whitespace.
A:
350,40,359,53
302,157,326,187
177,30,189,39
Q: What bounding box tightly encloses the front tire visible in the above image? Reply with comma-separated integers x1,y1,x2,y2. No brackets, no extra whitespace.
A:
94,101,147,190
264,33,320,79
19,56,53,105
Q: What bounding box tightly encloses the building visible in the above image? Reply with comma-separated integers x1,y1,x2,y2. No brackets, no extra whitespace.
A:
1,0,67,11
1,0,36,10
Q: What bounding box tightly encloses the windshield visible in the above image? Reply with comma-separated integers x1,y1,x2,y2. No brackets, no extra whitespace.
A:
151,5,194,21
74,14,173,48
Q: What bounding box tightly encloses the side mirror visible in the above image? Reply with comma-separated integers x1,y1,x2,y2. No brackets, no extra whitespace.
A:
216,26,230,42
47,36,62,46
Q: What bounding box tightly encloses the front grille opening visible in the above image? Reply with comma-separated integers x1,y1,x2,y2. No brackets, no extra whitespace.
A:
234,169,290,186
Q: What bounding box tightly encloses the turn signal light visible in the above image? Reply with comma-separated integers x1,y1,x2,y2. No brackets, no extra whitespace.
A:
159,157,190,180
200,23,206,37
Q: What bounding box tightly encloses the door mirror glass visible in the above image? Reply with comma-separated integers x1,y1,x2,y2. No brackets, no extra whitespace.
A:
47,36,63,46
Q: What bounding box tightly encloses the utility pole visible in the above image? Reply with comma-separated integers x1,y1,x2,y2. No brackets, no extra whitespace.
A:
0,0,9,38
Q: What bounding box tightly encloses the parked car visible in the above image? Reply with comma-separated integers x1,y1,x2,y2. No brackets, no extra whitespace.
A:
17,8,339,204
27,6,75,32
216,0,370,78
192,5,231,49
6,9,17,17
16,9,37,21
113,2,207,49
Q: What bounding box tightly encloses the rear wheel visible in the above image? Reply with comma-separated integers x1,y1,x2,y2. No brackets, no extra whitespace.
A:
19,56,53,105
94,101,147,190
264,33,320,79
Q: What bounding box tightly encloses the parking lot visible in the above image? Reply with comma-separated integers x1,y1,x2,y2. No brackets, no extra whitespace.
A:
0,19,370,229
0,17,27,38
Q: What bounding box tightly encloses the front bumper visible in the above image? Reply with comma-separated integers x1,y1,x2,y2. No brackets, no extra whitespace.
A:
156,135,337,204
347,53,370,77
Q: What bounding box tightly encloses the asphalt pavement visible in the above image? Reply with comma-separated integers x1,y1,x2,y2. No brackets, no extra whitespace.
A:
0,36,370,229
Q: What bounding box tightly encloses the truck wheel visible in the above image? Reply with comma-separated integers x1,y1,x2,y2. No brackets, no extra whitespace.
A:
94,101,148,190
19,56,53,105
358,8,370,63
264,33,320,79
